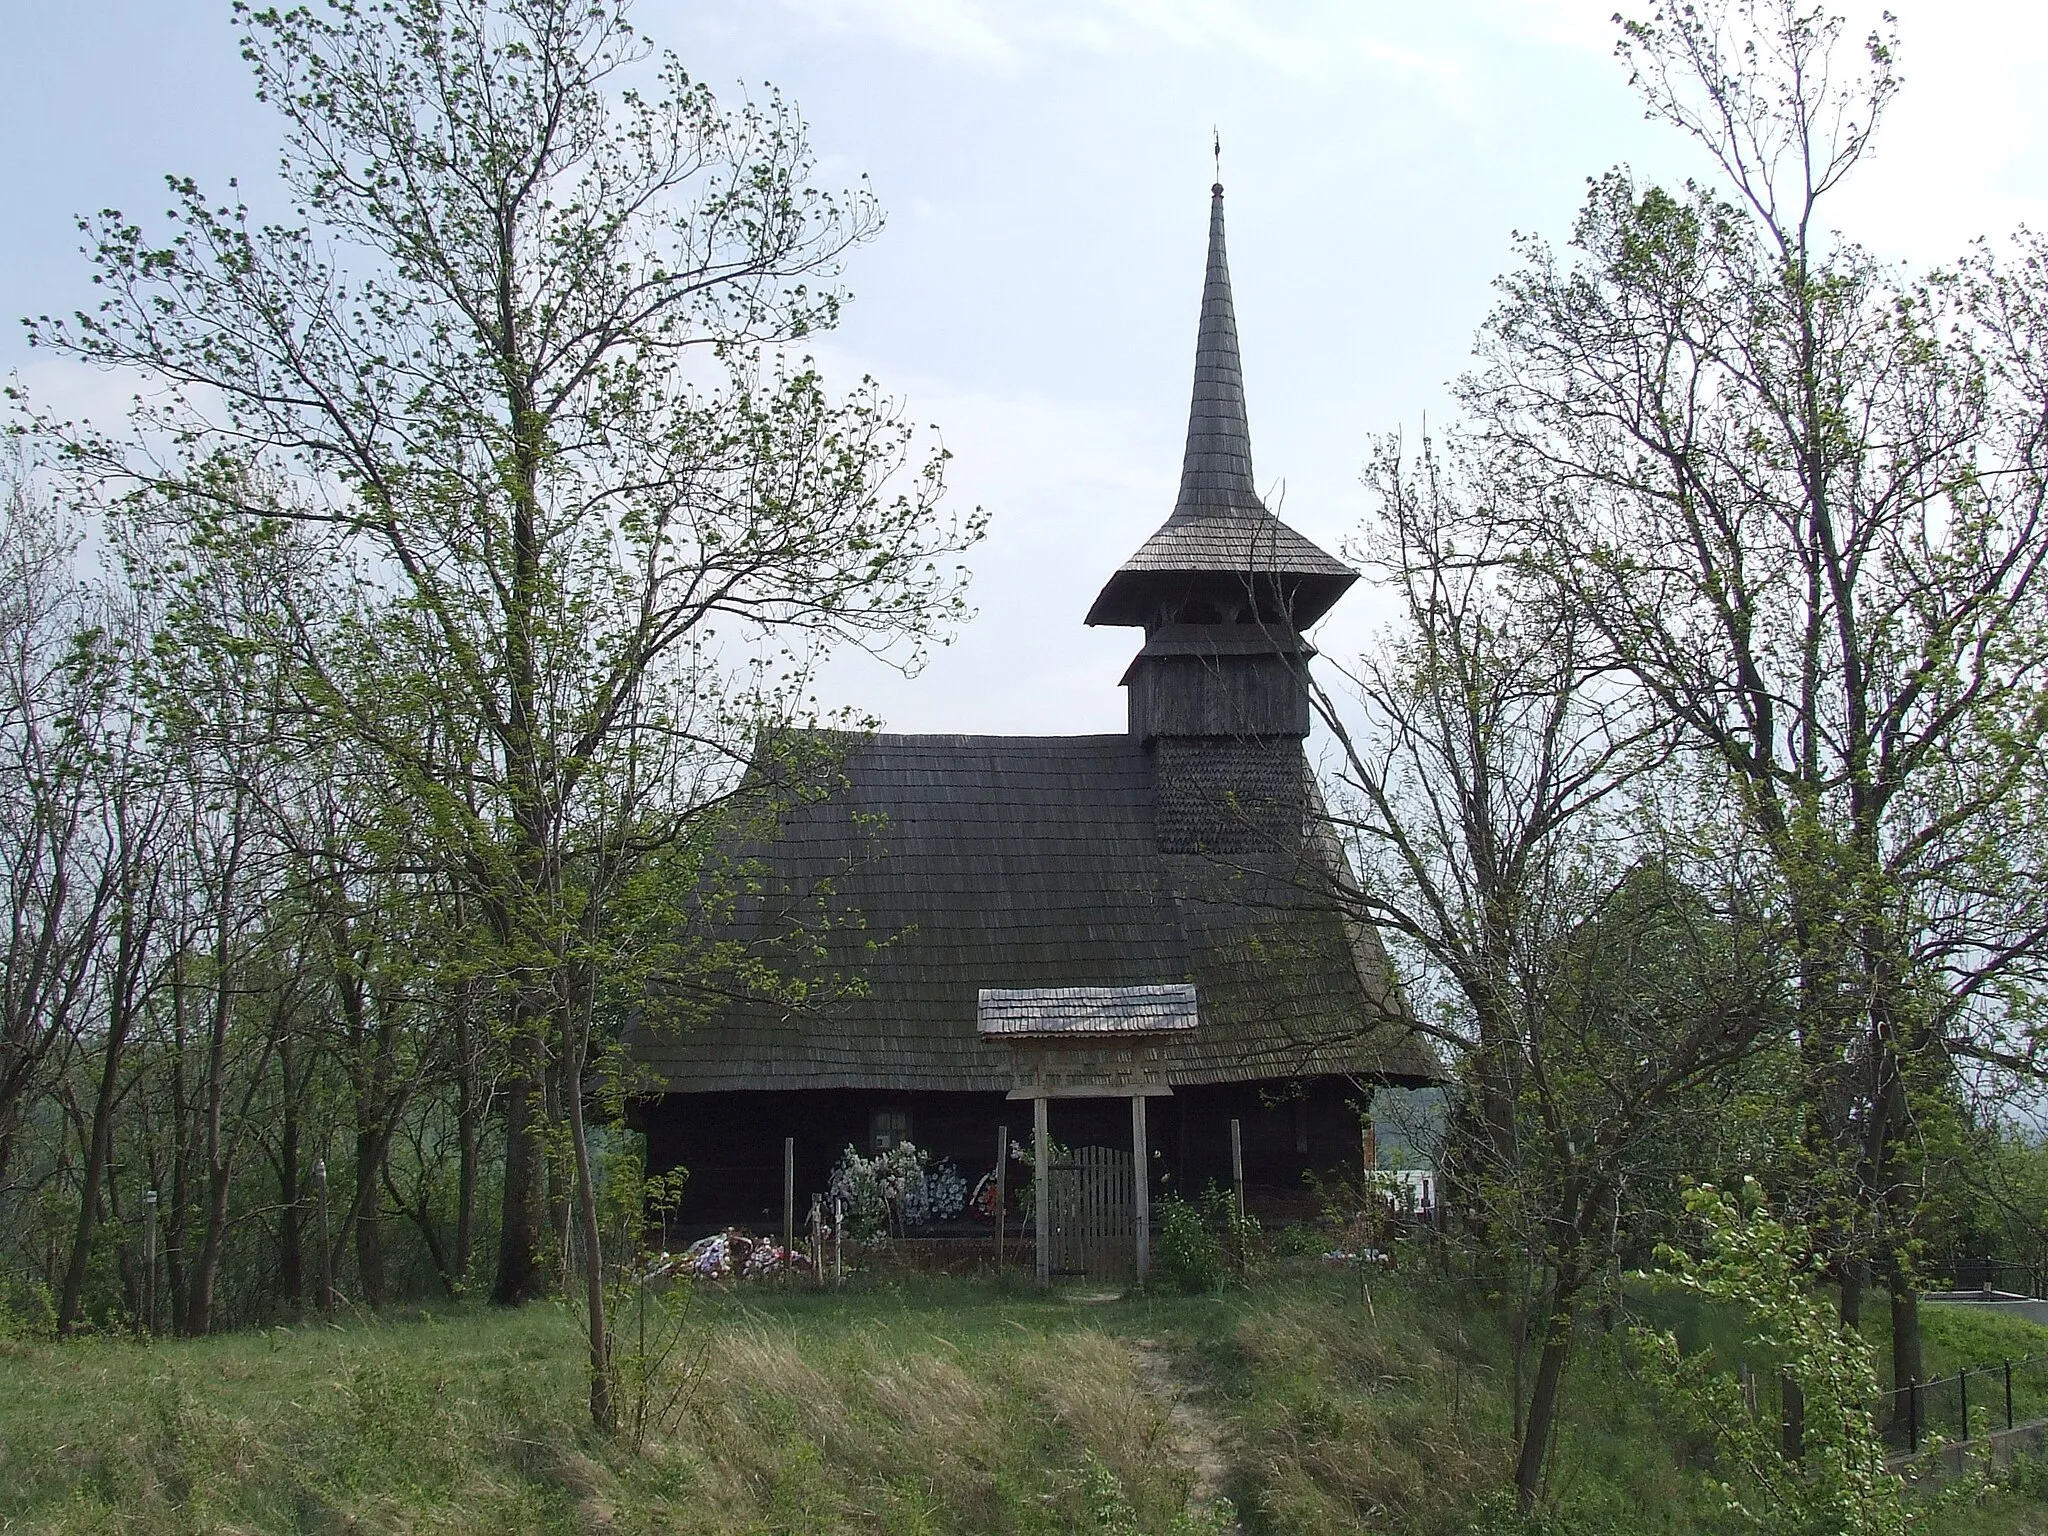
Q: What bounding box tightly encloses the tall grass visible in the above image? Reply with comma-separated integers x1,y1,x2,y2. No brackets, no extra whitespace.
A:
0,1285,1211,1534
5,1271,2048,1534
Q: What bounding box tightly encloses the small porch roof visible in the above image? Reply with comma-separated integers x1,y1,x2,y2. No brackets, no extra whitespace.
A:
976,983,1200,1039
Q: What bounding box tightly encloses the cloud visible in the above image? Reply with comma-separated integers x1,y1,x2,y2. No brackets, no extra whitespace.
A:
774,0,1031,68
1102,0,1474,98
770,0,1483,114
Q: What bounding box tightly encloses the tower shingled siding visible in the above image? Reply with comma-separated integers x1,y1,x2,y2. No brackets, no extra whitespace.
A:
1151,736,1307,858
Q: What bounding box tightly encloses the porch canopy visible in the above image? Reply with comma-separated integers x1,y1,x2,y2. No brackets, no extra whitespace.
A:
977,983,1198,1283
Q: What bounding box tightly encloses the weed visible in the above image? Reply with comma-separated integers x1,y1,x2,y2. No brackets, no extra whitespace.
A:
1157,1196,1228,1294
1157,1185,1259,1295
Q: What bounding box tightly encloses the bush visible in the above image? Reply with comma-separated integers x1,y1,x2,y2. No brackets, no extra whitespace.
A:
1636,1181,1909,1536
1155,1185,1256,1294
1156,1197,1227,1294
0,1279,56,1341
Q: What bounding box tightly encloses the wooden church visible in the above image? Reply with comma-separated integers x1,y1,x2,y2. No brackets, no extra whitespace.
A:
630,184,1437,1233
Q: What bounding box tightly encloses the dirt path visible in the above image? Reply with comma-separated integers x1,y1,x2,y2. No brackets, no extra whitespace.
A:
1129,1336,1244,1532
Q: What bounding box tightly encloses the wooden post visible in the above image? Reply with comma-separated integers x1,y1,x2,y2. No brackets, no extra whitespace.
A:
140,1187,157,1335
1034,1095,1050,1288
783,1137,795,1265
1230,1117,1245,1225
994,1123,1008,1267
1132,1095,1150,1283
1780,1373,1804,1462
314,1157,333,1319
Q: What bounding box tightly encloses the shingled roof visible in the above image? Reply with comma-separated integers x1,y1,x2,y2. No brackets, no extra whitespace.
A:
977,984,1200,1038
1086,184,1357,631
631,733,1435,1094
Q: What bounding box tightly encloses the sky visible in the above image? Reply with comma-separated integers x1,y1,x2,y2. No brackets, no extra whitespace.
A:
4,0,2047,736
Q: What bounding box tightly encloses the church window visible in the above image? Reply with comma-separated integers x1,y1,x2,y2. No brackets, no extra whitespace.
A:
871,1106,911,1153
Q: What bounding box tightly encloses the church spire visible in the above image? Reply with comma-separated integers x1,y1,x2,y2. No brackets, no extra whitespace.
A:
1085,180,1356,632
1174,183,1259,519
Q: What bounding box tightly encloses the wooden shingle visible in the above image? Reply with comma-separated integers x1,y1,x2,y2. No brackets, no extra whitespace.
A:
629,732,1435,1093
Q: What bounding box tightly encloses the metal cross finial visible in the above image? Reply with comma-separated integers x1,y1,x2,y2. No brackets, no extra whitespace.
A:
1213,128,1221,185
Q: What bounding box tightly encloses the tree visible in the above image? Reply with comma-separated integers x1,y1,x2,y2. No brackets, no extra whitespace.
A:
1315,438,1662,1182
27,0,978,1425
1311,439,1785,1510
0,455,174,1334
1639,1182,1909,1536
52,666,171,1337
0,465,121,1208
1462,0,2048,1394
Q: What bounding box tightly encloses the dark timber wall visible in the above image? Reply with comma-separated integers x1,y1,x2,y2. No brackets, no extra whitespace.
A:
638,1078,1373,1235
1125,647,1310,742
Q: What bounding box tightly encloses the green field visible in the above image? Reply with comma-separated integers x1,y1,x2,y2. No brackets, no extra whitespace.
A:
5,1268,2048,1535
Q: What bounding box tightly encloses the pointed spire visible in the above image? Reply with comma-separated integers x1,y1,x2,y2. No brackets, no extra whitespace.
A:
1084,179,1357,632
1173,183,1260,519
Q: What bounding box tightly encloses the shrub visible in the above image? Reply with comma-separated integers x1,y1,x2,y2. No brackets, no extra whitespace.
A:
1155,1186,1254,1295
0,1279,56,1341
1635,1180,1909,1536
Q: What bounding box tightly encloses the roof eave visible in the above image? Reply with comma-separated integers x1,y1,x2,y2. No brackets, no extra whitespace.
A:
1085,567,1358,629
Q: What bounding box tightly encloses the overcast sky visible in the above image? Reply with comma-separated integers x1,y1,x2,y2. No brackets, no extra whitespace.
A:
5,0,2046,736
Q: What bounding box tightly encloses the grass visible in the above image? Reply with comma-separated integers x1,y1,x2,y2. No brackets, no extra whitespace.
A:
1905,1302,2048,1385
4,1266,2048,1534
0,1278,1231,1535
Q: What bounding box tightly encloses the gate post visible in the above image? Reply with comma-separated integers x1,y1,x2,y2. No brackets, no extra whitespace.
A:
1034,1094,1050,1288
783,1137,795,1268
1230,1118,1245,1225
995,1123,1008,1267
1132,1094,1150,1283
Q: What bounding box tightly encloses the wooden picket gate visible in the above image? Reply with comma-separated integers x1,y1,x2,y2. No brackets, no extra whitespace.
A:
1047,1145,1135,1281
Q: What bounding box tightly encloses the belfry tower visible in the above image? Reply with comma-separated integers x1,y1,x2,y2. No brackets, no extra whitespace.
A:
1087,183,1357,858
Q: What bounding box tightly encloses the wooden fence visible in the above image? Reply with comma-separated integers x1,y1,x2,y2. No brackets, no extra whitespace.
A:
1048,1146,1134,1282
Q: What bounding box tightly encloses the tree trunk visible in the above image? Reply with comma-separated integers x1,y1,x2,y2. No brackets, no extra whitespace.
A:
185,915,239,1336
185,1162,232,1336
452,976,482,1288
1890,1276,1922,1405
108,1175,138,1323
354,1127,386,1308
56,990,132,1335
1515,1285,1576,1513
277,1034,304,1308
1840,1254,1865,1329
390,1150,459,1295
455,1070,481,1290
163,970,195,1331
544,1049,573,1289
564,1014,614,1433
493,1013,549,1304
162,1170,190,1330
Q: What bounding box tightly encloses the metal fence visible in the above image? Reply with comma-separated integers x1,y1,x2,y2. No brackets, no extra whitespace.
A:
1949,1259,2048,1297
1882,1350,2048,1453
1729,1349,2048,1457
